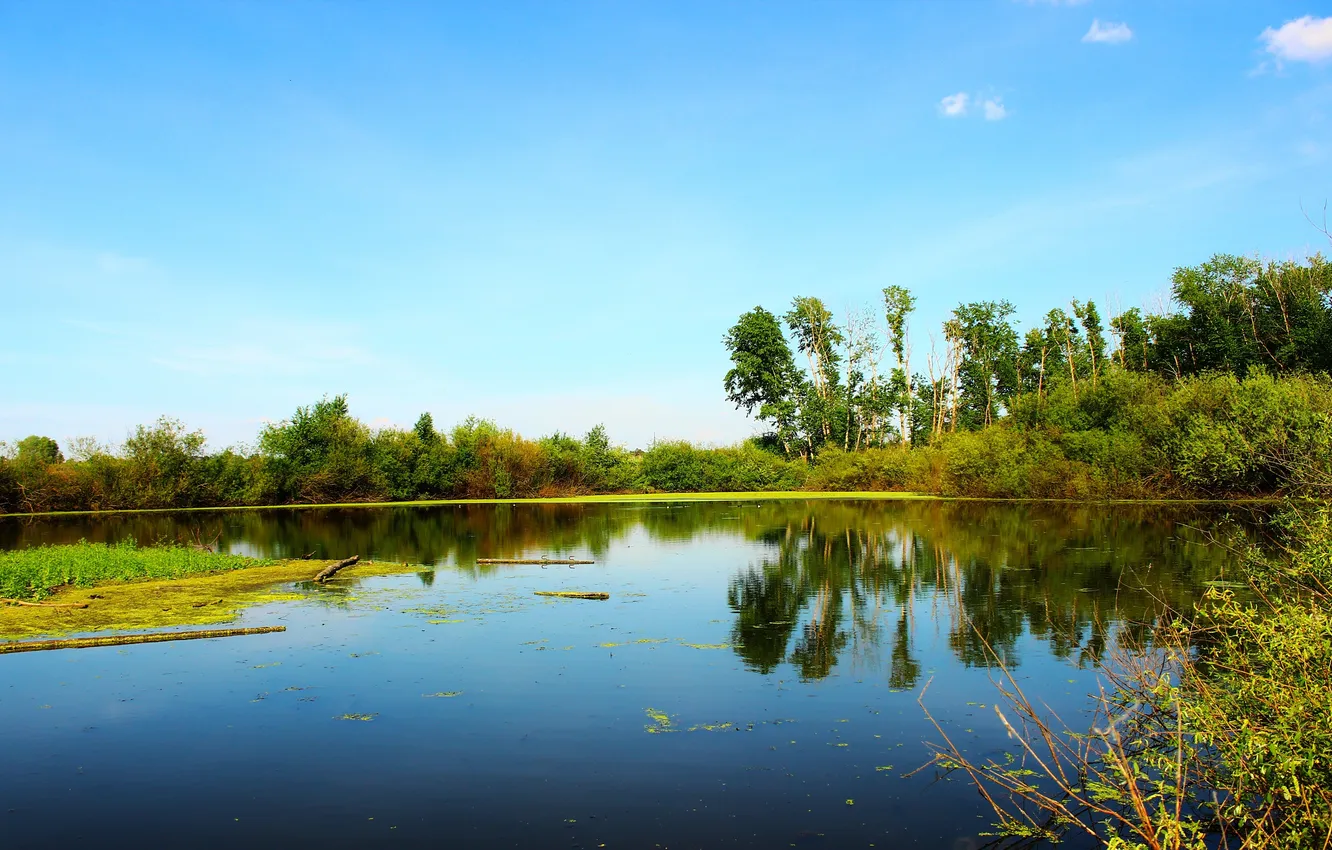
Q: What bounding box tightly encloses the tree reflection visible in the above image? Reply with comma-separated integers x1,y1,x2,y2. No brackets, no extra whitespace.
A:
721,500,1251,681
1,498,1256,681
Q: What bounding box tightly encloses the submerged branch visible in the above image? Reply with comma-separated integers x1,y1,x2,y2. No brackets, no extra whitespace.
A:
478,557,595,565
0,625,286,654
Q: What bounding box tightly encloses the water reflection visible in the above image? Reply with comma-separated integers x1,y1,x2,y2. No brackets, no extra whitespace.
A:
0,500,1252,682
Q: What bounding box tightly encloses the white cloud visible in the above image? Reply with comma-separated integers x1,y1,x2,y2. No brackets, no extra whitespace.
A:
1261,16,1332,64
983,98,1009,121
1083,19,1133,45
938,92,970,117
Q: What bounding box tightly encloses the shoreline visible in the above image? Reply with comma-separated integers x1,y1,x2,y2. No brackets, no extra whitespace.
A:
0,490,1287,520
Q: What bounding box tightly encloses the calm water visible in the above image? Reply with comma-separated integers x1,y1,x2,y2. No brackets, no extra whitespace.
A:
1,500,1254,849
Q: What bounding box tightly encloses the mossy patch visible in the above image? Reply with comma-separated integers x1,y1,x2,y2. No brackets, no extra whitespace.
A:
0,559,421,640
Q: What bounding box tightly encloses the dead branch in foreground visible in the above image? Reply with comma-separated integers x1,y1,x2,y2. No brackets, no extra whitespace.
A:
0,625,286,655
314,556,359,582
478,557,595,566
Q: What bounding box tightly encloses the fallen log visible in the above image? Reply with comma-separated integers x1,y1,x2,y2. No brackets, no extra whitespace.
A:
478,557,595,566
0,625,286,655
0,597,90,609
314,555,359,583
534,591,610,600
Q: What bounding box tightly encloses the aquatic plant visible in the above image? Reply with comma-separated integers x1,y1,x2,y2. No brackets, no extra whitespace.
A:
0,539,272,601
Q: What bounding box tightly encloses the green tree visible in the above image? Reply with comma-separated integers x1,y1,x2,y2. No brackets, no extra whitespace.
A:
258,395,380,502
15,435,63,467
1109,307,1149,370
122,418,208,508
785,296,844,448
882,286,917,444
413,412,438,444
723,307,803,456
1072,300,1106,386
950,301,1020,429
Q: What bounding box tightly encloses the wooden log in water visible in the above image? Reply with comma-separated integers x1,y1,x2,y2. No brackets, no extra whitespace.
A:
0,597,90,609
478,557,595,565
533,591,610,600
314,555,359,582
0,626,286,655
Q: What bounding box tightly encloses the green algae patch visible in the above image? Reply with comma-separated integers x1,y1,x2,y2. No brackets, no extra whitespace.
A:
423,691,463,698
336,713,378,722
644,707,676,733
0,558,422,640
679,641,731,650
686,721,734,732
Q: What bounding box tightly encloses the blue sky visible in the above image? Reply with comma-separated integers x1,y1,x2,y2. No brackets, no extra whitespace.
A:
2,1,1330,451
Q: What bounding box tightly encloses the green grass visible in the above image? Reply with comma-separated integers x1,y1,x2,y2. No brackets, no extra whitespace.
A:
0,540,273,601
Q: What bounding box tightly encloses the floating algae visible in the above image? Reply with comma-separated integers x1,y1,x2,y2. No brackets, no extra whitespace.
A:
336,713,378,722
423,691,463,698
644,707,676,733
0,558,421,641
686,721,734,732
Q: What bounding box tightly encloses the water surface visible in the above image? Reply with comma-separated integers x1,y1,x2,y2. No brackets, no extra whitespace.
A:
1,500,1252,848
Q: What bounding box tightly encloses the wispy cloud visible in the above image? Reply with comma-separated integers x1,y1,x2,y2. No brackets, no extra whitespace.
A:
939,92,1009,121
1261,16,1332,65
938,92,970,117
1083,20,1133,45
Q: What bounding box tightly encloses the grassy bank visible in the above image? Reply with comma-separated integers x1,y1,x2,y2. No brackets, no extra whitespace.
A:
0,539,274,601
0,543,421,639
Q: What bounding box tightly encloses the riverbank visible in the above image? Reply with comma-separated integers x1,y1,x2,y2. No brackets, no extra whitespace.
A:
0,489,1287,520
0,554,422,640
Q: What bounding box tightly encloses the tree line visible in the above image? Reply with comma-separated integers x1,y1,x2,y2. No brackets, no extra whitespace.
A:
2,251,1330,514
724,252,1332,455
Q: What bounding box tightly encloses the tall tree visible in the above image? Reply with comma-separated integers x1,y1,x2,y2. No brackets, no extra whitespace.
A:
723,307,803,457
1073,300,1107,386
882,286,916,444
950,301,1020,429
785,297,844,445
1044,308,1082,395
1109,307,1149,370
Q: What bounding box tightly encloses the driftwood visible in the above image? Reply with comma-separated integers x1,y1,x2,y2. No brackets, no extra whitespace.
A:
0,597,90,609
314,556,359,583
534,591,610,600
0,625,286,655
478,557,595,566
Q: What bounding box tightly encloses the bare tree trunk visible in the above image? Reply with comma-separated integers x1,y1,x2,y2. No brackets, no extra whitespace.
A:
1038,345,1048,403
